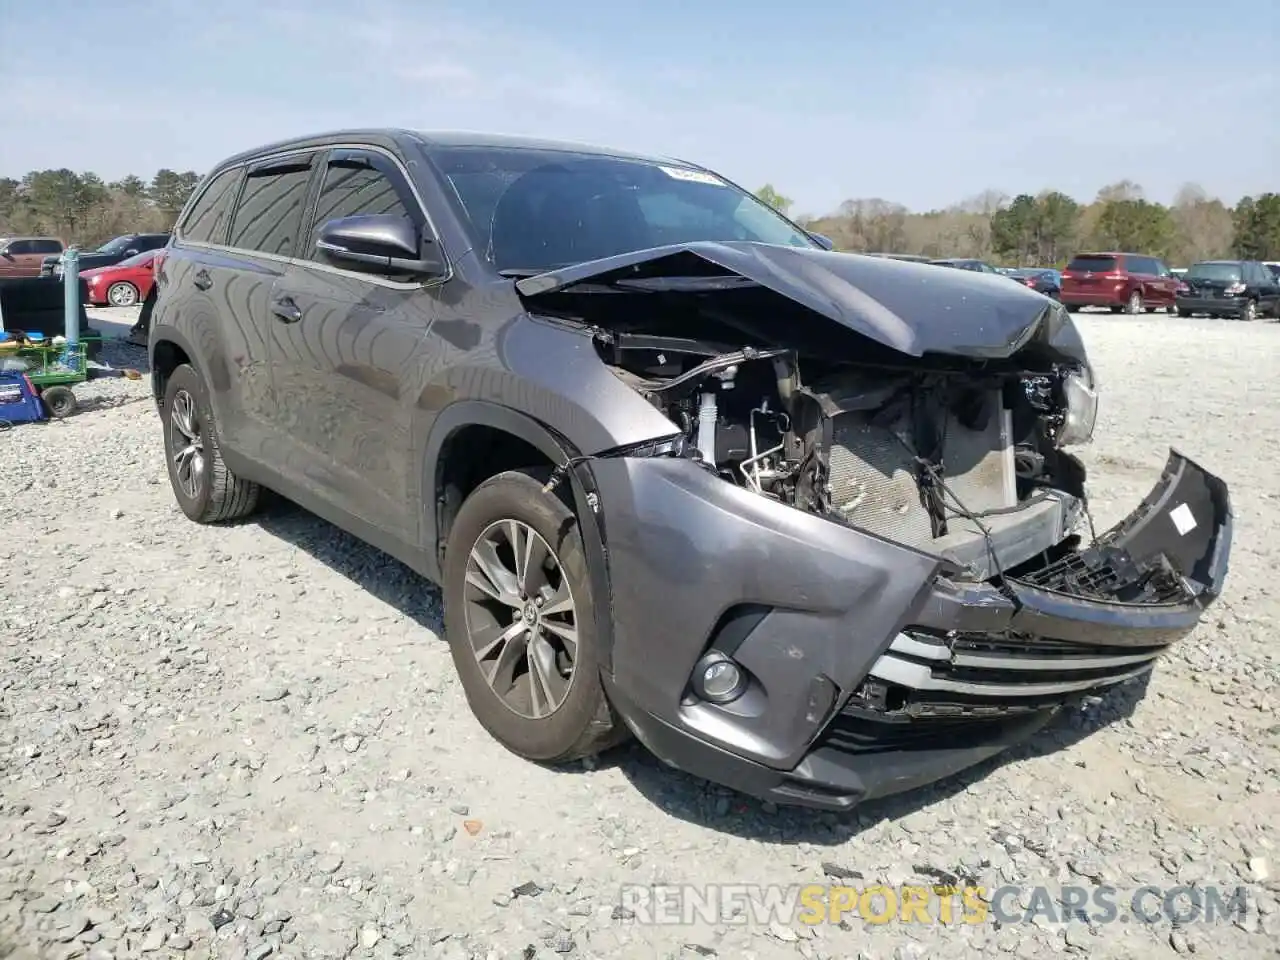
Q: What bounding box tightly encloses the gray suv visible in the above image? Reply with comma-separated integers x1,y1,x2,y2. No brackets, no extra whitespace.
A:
149,129,1233,810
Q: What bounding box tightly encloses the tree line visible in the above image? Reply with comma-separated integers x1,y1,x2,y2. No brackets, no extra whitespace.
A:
0,169,202,247
2,166,1276,266
758,181,1280,266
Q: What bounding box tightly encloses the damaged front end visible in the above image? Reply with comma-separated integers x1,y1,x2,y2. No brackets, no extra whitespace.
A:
517,242,1233,809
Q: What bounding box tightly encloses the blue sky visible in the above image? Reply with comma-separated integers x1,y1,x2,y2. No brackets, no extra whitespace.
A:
2,0,1275,217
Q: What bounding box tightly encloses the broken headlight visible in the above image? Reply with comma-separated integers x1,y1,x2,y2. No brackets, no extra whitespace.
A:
1057,366,1098,446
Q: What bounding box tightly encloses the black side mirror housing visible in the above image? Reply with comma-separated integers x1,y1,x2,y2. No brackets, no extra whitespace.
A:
316,215,446,279
125,248,139,256
809,232,835,251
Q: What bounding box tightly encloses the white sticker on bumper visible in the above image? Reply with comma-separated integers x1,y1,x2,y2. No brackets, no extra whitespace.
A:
1170,502,1197,536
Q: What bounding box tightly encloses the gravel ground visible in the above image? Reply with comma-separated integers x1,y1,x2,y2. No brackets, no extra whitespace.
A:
1,307,1277,960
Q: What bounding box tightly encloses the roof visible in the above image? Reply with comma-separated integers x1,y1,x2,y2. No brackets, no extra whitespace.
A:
1070,251,1147,257
208,127,697,174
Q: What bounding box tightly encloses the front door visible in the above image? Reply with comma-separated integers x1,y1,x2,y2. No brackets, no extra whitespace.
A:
266,146,442,540
0,240,44,277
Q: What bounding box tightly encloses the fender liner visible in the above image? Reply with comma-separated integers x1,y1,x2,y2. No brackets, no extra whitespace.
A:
420,399,619,675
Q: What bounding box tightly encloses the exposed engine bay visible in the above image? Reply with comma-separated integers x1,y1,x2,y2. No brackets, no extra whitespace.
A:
592,328,1099,580
512,245,1110,583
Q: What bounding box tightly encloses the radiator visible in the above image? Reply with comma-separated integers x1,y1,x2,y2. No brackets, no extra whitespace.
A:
825,393,1016,548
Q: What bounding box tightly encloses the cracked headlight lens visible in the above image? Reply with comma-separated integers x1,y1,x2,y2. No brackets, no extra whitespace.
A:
1058,367,1098,446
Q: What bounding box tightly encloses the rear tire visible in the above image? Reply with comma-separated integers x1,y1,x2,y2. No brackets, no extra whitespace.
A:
161,363,260,524
1177,308,1191,318
443,468,625,764
1109,306,1123,314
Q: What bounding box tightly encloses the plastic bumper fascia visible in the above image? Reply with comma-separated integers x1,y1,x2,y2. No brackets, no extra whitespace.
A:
592,448,1232,809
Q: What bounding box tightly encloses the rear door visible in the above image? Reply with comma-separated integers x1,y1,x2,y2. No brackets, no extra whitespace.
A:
1062,254,1118,300
266,145,445,540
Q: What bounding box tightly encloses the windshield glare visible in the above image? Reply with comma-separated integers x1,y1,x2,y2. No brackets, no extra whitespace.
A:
1187,262,1243,282
432,147,818,273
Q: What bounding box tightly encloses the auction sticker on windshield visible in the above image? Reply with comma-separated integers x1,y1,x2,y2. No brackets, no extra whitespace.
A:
659,165,725,186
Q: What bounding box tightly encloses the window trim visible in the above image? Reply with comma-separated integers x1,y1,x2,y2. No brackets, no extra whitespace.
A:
176,143,452,290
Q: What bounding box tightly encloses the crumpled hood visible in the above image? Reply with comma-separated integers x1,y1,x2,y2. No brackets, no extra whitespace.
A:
515,240,1080,361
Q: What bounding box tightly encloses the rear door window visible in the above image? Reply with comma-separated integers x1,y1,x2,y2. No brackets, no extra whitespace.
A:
1067,255,1116,273
32,239,63,254
227,156,316,258
180,167,243,245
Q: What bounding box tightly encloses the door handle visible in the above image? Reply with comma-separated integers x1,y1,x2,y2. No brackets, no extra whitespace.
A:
193,269,212,291
271,296,302,324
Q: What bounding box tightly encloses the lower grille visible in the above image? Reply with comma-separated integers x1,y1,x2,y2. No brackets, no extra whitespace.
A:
820,628,1161,757
863,630,1162,706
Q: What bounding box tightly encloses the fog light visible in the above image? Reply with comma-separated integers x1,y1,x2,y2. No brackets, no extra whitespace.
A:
692,653,748,704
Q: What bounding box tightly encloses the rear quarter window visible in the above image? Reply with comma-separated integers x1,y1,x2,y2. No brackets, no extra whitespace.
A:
179,167,243,245
1067,255,1117,272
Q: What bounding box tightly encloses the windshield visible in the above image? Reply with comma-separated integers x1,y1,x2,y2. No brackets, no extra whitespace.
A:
95,236,134,255
431,146,818,273
1187,262,1243,282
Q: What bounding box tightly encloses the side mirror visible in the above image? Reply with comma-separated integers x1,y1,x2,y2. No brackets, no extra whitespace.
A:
316,214,445,279
125,248,139,256
809,232,835,251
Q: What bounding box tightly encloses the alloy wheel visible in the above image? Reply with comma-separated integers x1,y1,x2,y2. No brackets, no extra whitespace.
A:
1127,291,1142,314
1242,300,1257,322
462,519,579,721
108,282,138,307
169,389,205,500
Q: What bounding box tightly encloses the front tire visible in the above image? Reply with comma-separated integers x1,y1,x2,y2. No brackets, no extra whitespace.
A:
1240,299,1258,322
1126,290,1143,314
443,468,624,763
161,363,260,524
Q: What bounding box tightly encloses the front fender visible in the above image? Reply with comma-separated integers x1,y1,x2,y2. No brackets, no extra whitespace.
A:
418,399,623,672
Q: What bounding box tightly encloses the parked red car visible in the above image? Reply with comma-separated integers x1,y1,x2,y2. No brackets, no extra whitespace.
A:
80,250,159,307
1059,252,1180,314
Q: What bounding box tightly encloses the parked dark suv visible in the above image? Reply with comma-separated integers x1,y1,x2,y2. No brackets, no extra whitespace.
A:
1060,252,1180,313
1175,259,1280,321
148,129,1232,810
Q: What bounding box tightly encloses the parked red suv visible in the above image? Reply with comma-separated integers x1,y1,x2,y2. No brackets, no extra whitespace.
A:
1060,252,1180,314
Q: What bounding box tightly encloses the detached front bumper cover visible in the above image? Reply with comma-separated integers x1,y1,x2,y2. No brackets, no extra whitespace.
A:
607,449,1232,811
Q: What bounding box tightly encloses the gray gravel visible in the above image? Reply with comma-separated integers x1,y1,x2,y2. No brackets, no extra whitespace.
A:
1,307,1277,959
